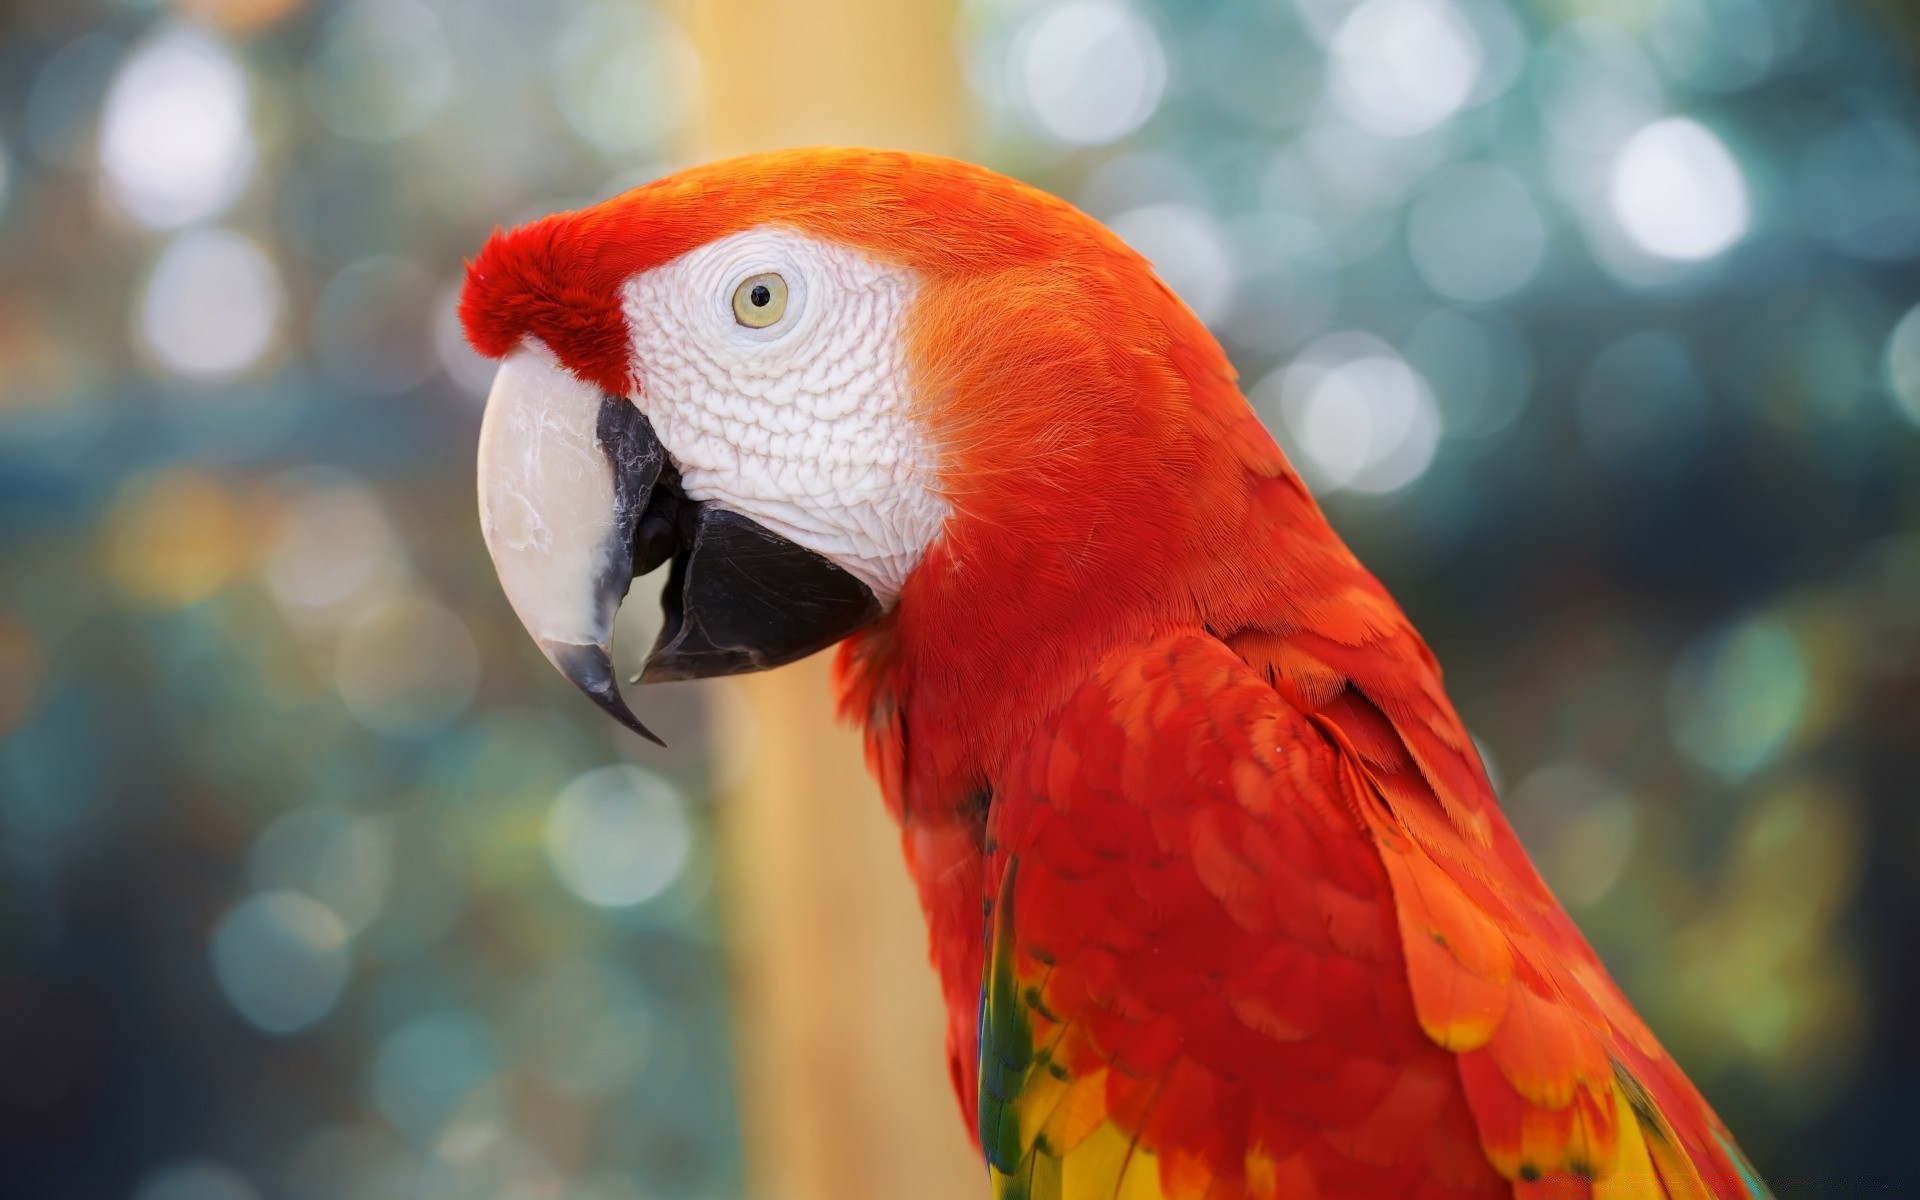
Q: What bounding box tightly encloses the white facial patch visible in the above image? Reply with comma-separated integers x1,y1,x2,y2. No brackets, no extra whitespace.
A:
621,226,948,603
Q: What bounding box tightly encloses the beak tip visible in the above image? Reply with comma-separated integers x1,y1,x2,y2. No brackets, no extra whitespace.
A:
598,692,668,747
541,639,666,746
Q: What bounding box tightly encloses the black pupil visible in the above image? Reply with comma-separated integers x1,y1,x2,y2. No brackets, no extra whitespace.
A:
750,284,771,308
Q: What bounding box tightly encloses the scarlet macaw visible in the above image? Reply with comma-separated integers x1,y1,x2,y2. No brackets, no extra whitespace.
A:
462,149,1770,1199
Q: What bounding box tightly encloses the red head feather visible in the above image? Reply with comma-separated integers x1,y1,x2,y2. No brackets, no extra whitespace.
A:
462,148,1113,393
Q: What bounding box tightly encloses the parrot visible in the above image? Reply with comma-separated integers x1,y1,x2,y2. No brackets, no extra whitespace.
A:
460,148,1772,1200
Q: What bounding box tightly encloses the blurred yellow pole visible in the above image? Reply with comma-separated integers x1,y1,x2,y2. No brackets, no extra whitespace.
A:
682,0,965,157
672,3,980,1199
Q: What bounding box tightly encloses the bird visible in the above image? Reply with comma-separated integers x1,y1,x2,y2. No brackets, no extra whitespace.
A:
460,147,1771,1200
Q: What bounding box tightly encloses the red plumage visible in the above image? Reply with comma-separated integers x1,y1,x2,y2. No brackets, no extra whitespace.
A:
462,149,1766,1198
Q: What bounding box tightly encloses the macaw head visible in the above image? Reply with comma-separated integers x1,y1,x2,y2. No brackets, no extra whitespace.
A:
463,148,1275,741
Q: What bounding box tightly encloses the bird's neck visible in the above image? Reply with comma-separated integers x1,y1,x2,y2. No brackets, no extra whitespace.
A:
827,408,1378,1122
850,436,1364,769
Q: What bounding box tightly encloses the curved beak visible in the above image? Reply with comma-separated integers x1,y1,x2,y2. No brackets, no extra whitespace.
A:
476,348,882,742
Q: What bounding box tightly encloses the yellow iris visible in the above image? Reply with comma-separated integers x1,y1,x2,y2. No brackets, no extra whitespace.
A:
731,272,788,328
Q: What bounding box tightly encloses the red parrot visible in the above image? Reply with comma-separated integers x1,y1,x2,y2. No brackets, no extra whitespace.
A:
461,148,1771,1199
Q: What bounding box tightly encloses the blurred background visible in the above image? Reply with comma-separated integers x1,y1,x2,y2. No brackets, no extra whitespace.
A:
2,0,1918,1196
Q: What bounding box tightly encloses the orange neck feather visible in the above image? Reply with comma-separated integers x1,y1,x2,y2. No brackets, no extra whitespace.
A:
834,231,1358,801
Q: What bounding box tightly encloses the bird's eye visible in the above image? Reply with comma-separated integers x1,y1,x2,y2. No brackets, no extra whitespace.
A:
731,272,789,328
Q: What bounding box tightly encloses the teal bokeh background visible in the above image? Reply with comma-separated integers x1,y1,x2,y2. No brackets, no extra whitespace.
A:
3,0,1919,1195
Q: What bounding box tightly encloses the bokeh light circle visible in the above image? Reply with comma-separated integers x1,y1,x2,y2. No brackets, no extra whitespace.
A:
1015,0,1167,145
1534,22,1664,155
99,27,255,228
371,1011,504,1147
263,469,407,627
1257,332,1443,495
249,806,394,936
137,229,281,381
1403,307,1534,442
134,1160,259,1200
434,282,498,396
1610,118,1750,262
1220,212,1341,354
1077,151,1206,217
1454,0,1528,106
1882,304,1920,427
103,469,246,608
545,765,692,908
1330,0,1482,138
1802,117,1920,262
1507,762,1639,907
306,0,451,143
1407,163,1548,303
1646,0,1791,94
334,595,480,738
210,890,351,1035
1107,203,1236,326
1668,615,1808,782
550,3,701,154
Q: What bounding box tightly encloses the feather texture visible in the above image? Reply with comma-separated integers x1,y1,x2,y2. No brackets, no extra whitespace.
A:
806,148,1768,1198
962,630,1767,1199
460,147,1769,1199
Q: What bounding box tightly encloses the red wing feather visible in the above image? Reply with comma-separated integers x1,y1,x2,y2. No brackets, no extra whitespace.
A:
974,623,1767,1198
1226,551,1766,1198
980,630,1511,1199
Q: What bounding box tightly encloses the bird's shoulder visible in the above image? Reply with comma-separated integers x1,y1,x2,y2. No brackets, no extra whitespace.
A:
980,627,1508,1199
979,624,1767,1199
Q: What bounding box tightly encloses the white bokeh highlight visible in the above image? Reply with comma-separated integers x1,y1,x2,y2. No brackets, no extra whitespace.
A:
99,27,255,228
1330,0,1483,138
1256,332,1443,495
1016,0,1167,145
1610,118,1750,261
137,230,281,380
